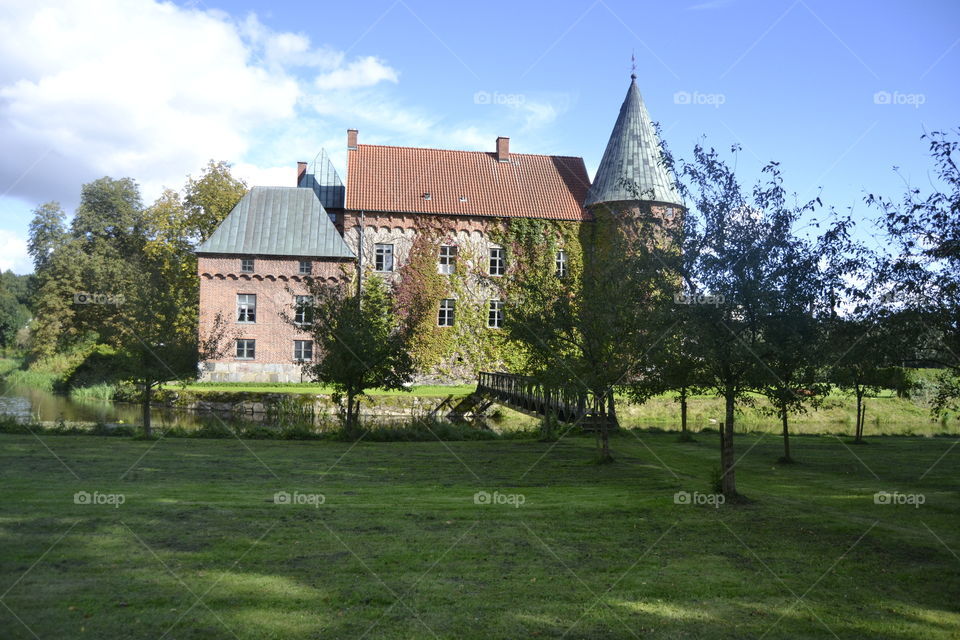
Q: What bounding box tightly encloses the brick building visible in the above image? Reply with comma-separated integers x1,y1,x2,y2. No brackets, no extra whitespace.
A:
197,75,683,382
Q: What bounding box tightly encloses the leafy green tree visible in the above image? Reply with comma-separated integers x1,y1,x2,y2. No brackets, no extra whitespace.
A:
664,143,821,496
111,253,230,437
869,129,960,416
295,276,418,433
183,160,248,244
27,202,67,273
0,272,32,350
504,207,679,462
826,313,893,443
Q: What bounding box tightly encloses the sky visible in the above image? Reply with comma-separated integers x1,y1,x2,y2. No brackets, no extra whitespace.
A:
0,0,957,274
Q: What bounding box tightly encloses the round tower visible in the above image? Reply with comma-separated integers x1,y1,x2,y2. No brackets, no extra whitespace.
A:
585,74,685,224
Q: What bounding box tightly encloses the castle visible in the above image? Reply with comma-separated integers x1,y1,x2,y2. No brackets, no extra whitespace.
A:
196,75,684,382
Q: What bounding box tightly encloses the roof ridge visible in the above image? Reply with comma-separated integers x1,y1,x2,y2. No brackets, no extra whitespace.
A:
355,143,584,161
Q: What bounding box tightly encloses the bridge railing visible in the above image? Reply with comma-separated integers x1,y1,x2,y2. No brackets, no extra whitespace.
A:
478,371,603,424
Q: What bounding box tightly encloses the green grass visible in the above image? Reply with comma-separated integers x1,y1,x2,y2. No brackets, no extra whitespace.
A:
622,392,956,436
0,431,957,638
68,382,118,402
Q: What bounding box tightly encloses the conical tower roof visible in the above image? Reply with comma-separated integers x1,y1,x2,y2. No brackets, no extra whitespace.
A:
585,77,683,208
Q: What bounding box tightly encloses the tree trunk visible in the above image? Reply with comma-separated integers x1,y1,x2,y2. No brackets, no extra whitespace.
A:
720,389,737,497
781,408,791,462
680,387,688,435
607,389,618,426
599,393,612,462
859,400,867,441
346,391,358,435
142,381,152,438
854,387,864,442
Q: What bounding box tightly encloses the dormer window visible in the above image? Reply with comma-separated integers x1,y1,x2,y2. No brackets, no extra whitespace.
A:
459,196,468,203
423,193,431,200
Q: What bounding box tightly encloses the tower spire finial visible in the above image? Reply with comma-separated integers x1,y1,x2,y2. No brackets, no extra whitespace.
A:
630,50,636,80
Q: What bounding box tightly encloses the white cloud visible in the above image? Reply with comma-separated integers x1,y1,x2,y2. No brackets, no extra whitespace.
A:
0,0,400,206
315,57,399,90
0,230,31,274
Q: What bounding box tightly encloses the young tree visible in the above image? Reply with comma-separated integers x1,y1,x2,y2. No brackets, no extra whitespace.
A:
504,209,679,462
869,129,960,415
664,144,821,496
826,314,890,443
113,262,229,437
751,215,858,462
295,276,418,433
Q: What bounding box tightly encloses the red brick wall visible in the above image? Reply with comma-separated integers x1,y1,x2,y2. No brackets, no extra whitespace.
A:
197,254,352,381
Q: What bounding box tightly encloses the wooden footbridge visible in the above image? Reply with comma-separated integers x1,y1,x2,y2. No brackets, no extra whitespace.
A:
440,371,619,431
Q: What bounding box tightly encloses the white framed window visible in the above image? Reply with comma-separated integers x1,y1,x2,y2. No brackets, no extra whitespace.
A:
488,299,503,328
240,258,254,273
294,295,313,325
236,339,255,359
489,247,505,276
438,299,455,327
237,294,256,323
299,260,312,275
556,250,568,278
438,245,457,275
293,340,313,362
375,243,394,272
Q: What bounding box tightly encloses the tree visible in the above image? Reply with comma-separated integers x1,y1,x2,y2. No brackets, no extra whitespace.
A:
27,202,67,273
504,207,679,462
869,129,960,416
295,276,418,433
664,143,820,497
183,160,248,244
111,254,229,437
0,272,32,350
751,213,858,462
826,313,892,443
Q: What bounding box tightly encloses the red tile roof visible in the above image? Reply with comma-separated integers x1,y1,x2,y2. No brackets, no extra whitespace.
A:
345,144,591,220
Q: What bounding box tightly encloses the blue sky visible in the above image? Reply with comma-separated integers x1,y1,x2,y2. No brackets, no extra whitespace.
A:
0,0,957,273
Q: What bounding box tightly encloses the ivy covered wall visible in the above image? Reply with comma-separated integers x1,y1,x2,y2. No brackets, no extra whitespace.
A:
367,214,587,383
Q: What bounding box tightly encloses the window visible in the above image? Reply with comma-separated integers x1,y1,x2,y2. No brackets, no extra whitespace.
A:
555,250,568,278
299,260,312,275
438,245,457,275
489,247,505,276
375,243,394,272
488,299,503,328
237,294,256,323
240,258,254,273
438,299,455,327
294,295,313,326
293,340,313,362
236,339,255,359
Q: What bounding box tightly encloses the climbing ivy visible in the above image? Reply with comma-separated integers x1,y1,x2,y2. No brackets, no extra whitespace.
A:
390,216,584,381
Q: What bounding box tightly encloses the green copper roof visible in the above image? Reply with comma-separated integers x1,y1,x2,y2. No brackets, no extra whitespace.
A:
196,186,355,258
585,77,683,208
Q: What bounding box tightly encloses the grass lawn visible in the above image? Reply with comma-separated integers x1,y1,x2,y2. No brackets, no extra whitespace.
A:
0,431,957,639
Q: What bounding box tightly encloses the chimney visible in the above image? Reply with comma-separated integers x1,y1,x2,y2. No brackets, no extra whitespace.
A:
347,128,358,150
296,161,307,186
496,136,510,162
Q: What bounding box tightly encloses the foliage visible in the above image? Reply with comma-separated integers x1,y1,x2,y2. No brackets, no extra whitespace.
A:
869,129,960,415
295,275,420,430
